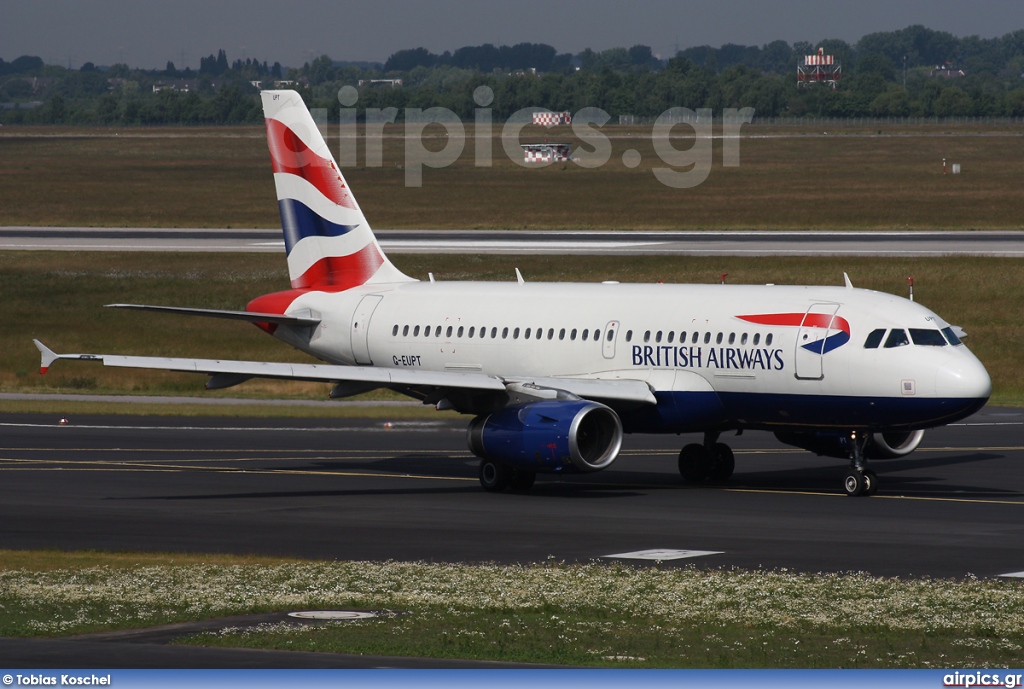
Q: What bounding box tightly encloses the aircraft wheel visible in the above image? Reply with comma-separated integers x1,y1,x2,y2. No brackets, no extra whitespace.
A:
509,470,537,492
708,443,735,482
843,471,867,497
863,469,878,496
479,459,512,492
678,444,712,483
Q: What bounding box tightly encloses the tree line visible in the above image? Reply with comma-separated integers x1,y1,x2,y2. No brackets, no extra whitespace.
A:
4,24,1024,126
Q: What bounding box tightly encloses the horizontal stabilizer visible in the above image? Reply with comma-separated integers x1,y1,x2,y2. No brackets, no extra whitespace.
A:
107,304,321,327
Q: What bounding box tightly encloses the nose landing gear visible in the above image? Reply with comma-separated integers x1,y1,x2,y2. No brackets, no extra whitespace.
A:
844,431,878,497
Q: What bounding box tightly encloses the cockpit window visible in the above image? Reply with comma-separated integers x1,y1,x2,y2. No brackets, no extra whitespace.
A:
941,326,963,346
909,329,947,346
864,329,886,349
883,329,909,348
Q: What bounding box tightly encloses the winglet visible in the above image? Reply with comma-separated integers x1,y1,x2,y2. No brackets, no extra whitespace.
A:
33,339,59,375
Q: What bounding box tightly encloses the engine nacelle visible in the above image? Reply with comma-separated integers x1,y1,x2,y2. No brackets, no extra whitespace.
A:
869,429,925,458
775,429,925,460
467,400,623,474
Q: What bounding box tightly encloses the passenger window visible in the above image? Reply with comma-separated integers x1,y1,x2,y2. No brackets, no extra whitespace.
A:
667,331,674,344
740,333,748,345
570,329,578,341
625,330,633,342
392,325,399,336
753,333,760,345
884,329,909,348
692,332,699,344
403,325,410,336
491,327,497,338
502,327,509,339
414,325,421,336
606,330,614,342
716,333,723,344
680,331,687,343
582,329,589,341
766,334,773,346
513,327,520,339
524,328,531,339
655,331,662,343
910,329,947,346
942,326,962,346
644,330,651,343
547,328,554,340
468,326,475,338
594,330,601,341
446,326,453,337
703,332,711,344
435,326,442,337
864,329,885,349
559,328,566,341
728,333,735,345
424,324,430,336
457,326,464,338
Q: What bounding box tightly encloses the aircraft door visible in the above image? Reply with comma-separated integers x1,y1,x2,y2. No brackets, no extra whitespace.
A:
794,303,842,381
351,295,383,365
602,320,620,359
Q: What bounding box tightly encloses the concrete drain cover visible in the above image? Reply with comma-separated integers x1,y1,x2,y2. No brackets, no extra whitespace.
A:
288,611,377,620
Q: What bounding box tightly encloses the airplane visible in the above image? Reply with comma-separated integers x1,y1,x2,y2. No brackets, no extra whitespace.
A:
34,89,992,497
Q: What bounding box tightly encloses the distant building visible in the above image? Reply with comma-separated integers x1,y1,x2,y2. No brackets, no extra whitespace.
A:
521,142,572,163
532,111,572,126
797,47,841,89
930,63,965,78
152,79,198,93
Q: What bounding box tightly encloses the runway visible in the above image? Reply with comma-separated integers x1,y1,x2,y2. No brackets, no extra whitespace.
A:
2,227,1024,256
2,406,1023,579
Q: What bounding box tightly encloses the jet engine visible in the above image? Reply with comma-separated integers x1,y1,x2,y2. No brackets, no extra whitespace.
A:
467,400,623,473
774,429,925,460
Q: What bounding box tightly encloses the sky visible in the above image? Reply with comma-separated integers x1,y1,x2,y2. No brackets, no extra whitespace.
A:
5,0,1024,70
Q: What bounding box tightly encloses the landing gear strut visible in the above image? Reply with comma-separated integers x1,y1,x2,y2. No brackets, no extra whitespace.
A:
843,431,878,497
678,433,735,484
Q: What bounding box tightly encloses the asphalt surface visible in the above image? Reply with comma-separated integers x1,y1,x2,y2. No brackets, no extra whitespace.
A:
2,405,1023,667
2,227,1024,256
2,407,1022,575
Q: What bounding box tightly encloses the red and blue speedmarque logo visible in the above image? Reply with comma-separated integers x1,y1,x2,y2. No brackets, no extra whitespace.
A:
737,313,851,354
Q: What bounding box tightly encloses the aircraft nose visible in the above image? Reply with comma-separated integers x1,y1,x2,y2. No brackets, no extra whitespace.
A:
935,352,992,402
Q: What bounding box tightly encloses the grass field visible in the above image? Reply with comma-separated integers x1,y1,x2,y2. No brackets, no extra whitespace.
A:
1,123,1023,230
4,251,1021,406
3,549,1024,668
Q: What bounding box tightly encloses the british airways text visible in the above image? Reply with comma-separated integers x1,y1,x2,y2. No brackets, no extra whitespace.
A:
632,345,785,371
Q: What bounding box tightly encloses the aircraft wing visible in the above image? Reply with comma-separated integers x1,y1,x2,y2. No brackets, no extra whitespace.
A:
32,340,656,405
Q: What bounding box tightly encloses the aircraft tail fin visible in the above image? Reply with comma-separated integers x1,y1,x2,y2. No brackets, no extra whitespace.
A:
260,90,413,290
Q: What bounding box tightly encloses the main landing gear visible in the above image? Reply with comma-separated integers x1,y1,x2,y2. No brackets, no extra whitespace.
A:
478,458,536,493
678,433,735,484
843,431,877,497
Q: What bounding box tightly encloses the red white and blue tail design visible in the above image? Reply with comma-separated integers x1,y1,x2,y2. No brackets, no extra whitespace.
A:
261,90,412,290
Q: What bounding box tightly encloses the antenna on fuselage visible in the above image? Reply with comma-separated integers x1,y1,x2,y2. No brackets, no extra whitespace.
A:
843,272,853,289
908,276,914,301
515,268,525,284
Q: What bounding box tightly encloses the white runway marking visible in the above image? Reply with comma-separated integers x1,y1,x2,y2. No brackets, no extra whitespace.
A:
602,549,723,561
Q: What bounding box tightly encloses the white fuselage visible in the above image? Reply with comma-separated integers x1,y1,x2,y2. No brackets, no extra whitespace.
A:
275,280,991,434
